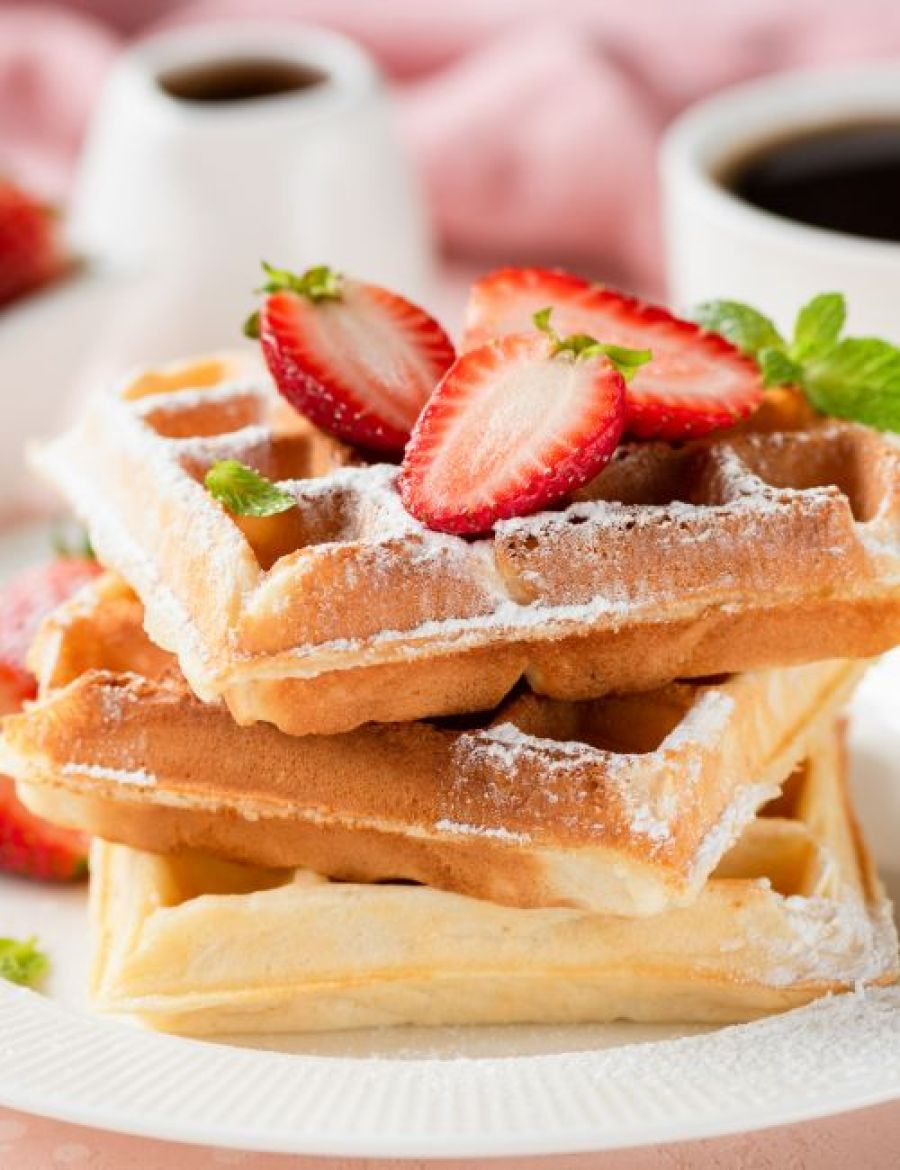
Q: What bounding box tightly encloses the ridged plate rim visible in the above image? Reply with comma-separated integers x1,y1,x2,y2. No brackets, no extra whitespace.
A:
0,984,899,1156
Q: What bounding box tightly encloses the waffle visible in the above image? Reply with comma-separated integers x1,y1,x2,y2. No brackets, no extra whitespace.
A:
1,575,866,915
31,350,900,736
88,724,898,1035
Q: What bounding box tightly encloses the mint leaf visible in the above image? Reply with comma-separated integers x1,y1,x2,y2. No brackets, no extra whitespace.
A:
205,460,296,517
805,338,900,431
694,291,900,432
758,347,802,388
595,343,653,382
533,307,651,379
243,310,261,340
792,293,845,362
693,300,785,356
0,937,49,988
533,306,554,334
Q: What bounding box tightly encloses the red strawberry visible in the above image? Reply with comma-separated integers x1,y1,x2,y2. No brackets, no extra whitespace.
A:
0,556,100,882
0,180,65,309
400,316,636,535
248,264,456,455
0,777,88,881
464,267,764,440
0,556,101,715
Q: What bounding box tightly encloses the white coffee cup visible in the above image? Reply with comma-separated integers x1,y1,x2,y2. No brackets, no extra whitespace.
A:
0,23,434,514
68,22,433,357
660,61,900,340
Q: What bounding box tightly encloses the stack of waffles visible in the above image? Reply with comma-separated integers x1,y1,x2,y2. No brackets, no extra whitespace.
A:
3,347,899,1035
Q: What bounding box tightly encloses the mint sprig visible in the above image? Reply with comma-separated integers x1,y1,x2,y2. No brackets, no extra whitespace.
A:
805,338,900,431
50,520,95,561
0,937,49,988
204,460,296,517
693,292,900,432
793,292,845,360
244,263,343,339
534,307,652,381
694,300,784,357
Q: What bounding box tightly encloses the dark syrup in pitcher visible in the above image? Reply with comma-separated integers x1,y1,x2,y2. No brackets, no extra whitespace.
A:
159,57,327,103
722,121,900,243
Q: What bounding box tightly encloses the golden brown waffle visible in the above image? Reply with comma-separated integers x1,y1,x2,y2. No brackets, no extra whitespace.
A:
1,575,866,915
32,352,900,735
88,725,898,1034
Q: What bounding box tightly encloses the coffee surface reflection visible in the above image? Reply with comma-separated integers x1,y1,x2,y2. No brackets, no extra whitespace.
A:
159,57,328,103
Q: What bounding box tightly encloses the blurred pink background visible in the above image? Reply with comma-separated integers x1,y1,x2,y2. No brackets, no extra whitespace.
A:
5,0,900,295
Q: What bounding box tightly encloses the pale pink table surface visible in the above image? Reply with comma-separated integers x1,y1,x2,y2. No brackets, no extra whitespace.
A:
0,1098,898,1168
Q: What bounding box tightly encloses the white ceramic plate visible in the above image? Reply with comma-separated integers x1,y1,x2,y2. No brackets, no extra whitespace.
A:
0,521,898,1158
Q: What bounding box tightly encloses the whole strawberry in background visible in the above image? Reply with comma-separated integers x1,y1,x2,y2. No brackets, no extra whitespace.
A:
0,555,100,881
0,178,67,309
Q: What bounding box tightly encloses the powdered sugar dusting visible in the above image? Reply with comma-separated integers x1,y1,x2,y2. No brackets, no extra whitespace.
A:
62,762,157,787
628,805,671,844
663,691,735,748
174,424,272,468
690,780,779,882
35,368,900,691
764,895,898,987
459,721,603,773
434,819,532,845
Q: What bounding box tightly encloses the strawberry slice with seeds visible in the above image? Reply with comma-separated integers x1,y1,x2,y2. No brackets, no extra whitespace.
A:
464,268,600,351
0,179,66,309
248,264,456,455
0,556,100,882
464,267,764,440
400,312,642,535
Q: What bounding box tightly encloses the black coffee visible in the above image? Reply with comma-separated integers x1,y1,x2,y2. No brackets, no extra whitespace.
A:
159,57,327,103
722,121,900,243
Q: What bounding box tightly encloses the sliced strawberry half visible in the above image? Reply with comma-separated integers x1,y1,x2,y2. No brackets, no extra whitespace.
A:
249,264,456,455
0,179,66,310
464,267,764,440
399,322,635,536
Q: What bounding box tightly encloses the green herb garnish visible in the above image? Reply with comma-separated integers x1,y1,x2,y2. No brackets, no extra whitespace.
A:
0,937,49,988
693,293,900,432
204,460,295,517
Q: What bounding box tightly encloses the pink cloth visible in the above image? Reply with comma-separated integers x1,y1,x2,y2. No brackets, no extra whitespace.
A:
1,1098,899,1167
0,6,116,197
6,0,900,288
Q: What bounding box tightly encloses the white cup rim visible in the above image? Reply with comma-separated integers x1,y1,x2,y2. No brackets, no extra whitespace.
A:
660,59,900,265
117,21,382,126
